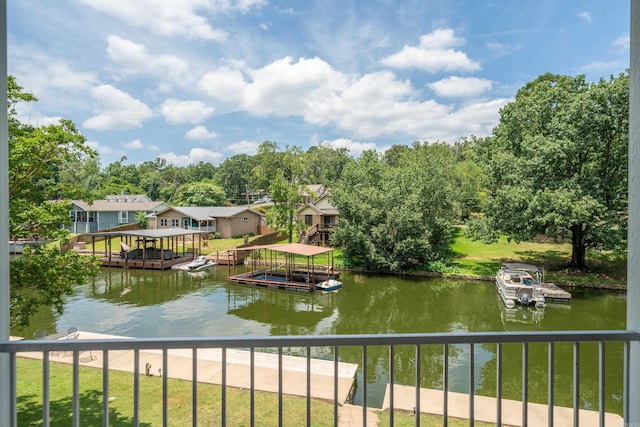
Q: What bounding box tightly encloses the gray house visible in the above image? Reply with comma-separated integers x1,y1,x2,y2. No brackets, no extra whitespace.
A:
149,206,264,239
67,194,169,233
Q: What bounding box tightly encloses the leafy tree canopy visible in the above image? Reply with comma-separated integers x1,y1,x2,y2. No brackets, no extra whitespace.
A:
8,76,101,328
467,72,629,270
331,143,458,271
172,181,227,206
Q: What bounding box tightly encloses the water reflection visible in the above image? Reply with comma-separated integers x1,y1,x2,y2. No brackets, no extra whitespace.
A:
13,267,626,413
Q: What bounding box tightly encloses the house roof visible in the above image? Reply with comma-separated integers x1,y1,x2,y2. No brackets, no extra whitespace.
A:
88,228,206,239
73,200,168,212
155,206,264,220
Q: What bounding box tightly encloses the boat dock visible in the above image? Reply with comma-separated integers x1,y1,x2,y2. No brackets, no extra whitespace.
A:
540,282,572,302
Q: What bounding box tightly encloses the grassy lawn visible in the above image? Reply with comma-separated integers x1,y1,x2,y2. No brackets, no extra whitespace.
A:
450,227,627,286
377,411,498,427
16,358,336,427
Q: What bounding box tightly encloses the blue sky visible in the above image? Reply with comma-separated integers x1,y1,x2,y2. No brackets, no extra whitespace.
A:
8,0,630,167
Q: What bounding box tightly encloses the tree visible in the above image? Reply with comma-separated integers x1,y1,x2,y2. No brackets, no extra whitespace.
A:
172,181,226,206
8,76,101,328
467,72,629,270
331,144,457,271
215,154,258,203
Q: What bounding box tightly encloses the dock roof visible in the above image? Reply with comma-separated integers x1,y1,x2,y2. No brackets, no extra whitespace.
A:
231,243,334,257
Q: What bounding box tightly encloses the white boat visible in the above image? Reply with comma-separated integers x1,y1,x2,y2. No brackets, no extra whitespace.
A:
315,278,342,292
187,255,215,271
495,263,546,308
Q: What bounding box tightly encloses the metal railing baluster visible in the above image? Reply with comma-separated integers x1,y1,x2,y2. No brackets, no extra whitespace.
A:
389,344,395,426
497,343,502,427
278,347,283,427
416,344,421,427
250,347,255,427
102,350,109,427
10,353,16,427
523,342,529,427
43,352,50,427
221,347,227,426
574,342,580,427
192,348,197,427
163,349,168,427
443,344,449,427
469,343,474,426
361,345,367,426
134,349,140,427
548,342,554,427
306,345,311,427
334,345,339,426
599,342,605,427
73,351,79,427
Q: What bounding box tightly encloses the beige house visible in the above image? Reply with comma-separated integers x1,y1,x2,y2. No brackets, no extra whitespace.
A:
149,206,264,239
297,193,338,246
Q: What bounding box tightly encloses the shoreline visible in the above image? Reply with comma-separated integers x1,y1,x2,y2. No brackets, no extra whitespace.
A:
340,267,627,291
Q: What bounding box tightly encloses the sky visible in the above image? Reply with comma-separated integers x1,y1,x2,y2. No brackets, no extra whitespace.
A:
7,0,630,167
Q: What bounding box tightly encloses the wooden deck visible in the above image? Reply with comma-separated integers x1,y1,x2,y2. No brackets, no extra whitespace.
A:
540,282,572,302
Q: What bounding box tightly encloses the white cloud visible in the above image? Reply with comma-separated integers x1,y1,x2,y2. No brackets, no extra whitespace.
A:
83,84,154,130
106,35,189,81
428,76,493,98
200,56,505,142
228,140,259,154
121,139,145,150
80,0,234,40
577,11,592,24
159,147,224,166
86,140,119,156
186,125,218,140
161,99,214,124
380,29,481,73
199,68,248,105
612,34,630,52
320,138,378,157
13,103,63,127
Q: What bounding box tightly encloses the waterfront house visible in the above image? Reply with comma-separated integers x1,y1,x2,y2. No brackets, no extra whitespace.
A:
297,191,338,245
149,206,264,238
66,194,168,234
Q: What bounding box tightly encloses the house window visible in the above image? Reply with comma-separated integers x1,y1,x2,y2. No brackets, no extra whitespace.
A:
160,219,168,227
243,217,249,222
118,211,128,224
70,211,88,222
172,219,179,227
305,215,313,226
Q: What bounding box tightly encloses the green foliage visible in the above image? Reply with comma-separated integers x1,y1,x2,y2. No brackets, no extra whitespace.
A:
8,76,102,327
467,72,629,270
135,211,148,228
331,144,458,272
172,181,226,206
10,245,101,328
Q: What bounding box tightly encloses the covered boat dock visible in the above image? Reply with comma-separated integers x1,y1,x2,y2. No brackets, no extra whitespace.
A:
86,228,209,270
227,243,339,292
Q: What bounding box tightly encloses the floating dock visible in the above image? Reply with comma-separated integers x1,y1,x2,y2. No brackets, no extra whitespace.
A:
540,282,572,302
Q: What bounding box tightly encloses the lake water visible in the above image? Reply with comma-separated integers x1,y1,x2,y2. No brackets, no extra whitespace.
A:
16,265,627,413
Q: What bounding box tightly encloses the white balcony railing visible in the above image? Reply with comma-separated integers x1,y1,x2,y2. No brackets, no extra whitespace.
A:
1,329,638,426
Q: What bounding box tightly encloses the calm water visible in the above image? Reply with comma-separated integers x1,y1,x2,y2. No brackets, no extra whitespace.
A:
16,265,627,412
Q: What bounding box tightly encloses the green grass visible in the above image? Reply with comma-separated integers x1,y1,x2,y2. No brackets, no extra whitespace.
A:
449,227,627,286
16,358,336,426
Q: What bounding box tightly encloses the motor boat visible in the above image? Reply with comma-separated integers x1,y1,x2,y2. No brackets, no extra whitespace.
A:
495,263,546,308
186,255,215,271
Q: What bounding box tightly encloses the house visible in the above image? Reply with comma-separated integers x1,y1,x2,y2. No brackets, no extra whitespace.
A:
149,206,265,239
297,191,338,246
300,184,329,204
66,194,169,234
